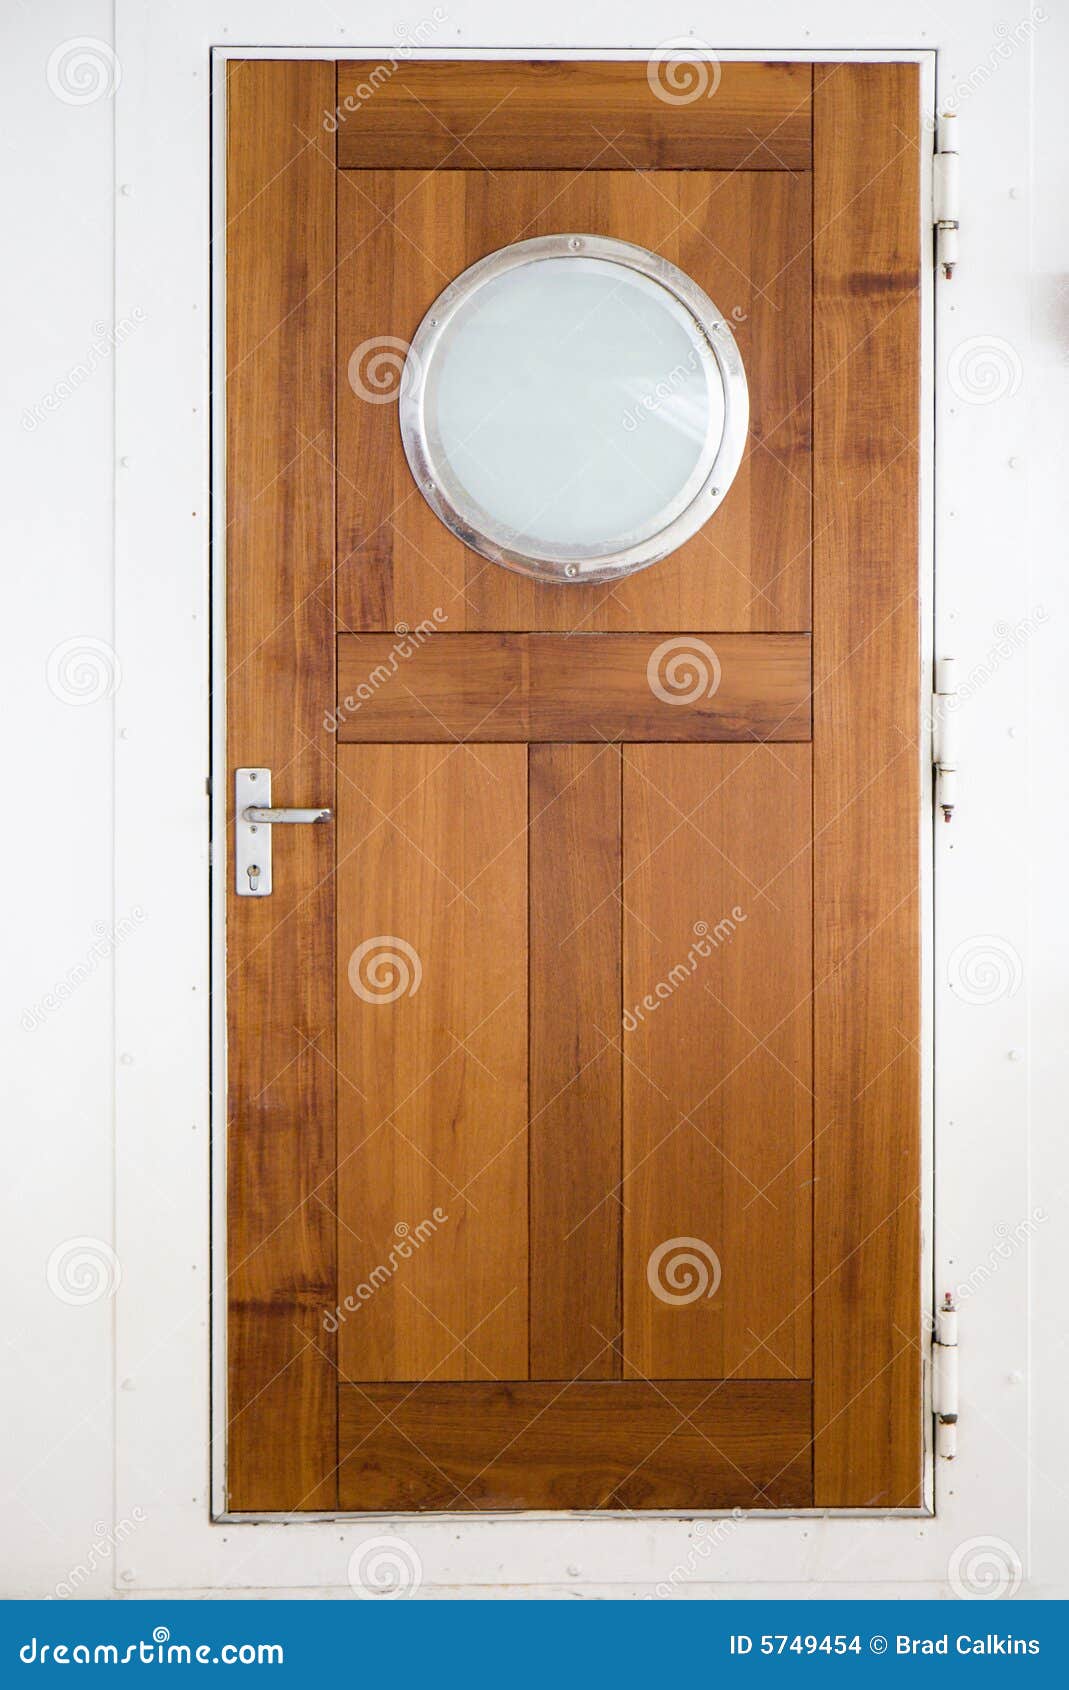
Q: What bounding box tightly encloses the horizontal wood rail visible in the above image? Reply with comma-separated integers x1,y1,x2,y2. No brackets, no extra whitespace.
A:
334,60,813,171
339,1381,813,1510
335,632,811,742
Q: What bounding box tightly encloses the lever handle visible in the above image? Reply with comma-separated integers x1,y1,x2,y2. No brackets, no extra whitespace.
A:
242,806,332,824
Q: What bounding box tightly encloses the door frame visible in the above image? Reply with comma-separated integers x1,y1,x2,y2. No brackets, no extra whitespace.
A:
114,5,1032,1594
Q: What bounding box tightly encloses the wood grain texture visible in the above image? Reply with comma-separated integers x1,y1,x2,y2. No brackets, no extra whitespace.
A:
223,58,924,1516
812,64,922,1506
622,745,812,1383
335,633,812,741
334,745,529,1382
335,60,812,171
225,60,337,1512
529,746,622,1380
339,1380,813,1510
336,169,811,633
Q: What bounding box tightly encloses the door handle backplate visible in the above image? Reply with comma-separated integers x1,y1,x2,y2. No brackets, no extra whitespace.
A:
234,768,332,896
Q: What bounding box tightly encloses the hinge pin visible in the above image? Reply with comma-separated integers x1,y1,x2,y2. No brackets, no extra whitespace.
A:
934,112,960,280
933,1291,959,1460
933,657,958,823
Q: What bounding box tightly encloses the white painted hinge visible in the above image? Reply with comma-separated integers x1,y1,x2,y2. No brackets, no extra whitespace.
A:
933,112,959,279
933,656,958,823
933,1293,959,1459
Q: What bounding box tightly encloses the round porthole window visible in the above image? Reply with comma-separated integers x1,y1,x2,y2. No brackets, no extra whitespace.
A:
399,235,748,585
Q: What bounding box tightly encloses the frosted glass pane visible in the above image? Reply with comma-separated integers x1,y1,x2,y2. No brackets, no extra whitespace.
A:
422,257,725,558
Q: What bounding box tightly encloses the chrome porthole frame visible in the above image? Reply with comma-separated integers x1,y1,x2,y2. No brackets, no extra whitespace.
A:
398,234,749,586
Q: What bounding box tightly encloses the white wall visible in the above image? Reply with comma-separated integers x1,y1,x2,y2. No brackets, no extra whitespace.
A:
3,0,116,1599
1024,1,1069,1596
2,0,1066,1599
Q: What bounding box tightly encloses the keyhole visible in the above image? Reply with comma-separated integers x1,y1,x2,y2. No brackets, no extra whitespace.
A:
247,863,261,892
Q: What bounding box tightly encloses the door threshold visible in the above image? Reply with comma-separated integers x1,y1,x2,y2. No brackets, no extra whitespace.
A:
217,1506,935,1525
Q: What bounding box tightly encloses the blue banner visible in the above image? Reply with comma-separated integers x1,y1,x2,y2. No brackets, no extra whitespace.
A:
1,1600,1065,1683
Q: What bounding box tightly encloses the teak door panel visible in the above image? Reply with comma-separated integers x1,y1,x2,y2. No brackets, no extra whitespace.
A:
337,1381,813,1511
335,745,529,1382
336,168,812,633
622,745,812,1383
335,632,812,741
528,743,622,1382
333,741,812,1393
334,59,813,171
225,59,922,1516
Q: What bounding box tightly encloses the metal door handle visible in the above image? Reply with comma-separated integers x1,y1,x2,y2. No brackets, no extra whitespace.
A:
234,768,331,897
242,806,332,825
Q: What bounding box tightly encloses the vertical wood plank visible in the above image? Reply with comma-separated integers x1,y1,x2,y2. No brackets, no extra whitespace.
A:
676,169,812,632
225,60,337,1511
622,745,812,1381
812,63,922,1506
748,170,812,632
334,746,529,1381
716,747,812,1379
336,169,468,631
529,744,622,1379
335,168,400,628
622,744,725,1379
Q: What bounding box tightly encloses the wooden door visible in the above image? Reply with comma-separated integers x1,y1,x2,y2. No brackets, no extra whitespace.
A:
225,59,922,1513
